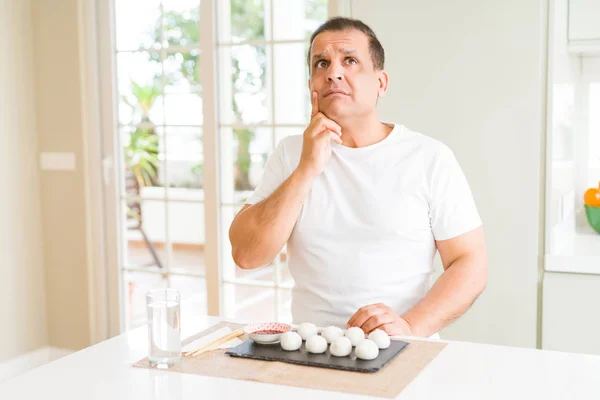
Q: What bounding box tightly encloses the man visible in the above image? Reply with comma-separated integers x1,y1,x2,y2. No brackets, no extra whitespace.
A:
229,17,487,338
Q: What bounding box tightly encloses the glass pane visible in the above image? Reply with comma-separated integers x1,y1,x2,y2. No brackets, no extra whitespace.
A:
164,51,201,94
163,53,203,125
589,83,600,170
218,45,270,125
124,199,167,269
167,200,205,275
117,52,164,126
219,205,240,285
169,275,207,310
162,0,200,48
223,283,275,321
123,271,167,330
115,0,161,51
218,0,266,43
219,127,272,204
275,127,304,147
161,127,203,189
164,95,203,125
272,0,328,40
274,43,310,124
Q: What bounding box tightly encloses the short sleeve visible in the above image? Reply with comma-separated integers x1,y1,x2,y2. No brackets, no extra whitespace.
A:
428,144,482,241
245,141,287,205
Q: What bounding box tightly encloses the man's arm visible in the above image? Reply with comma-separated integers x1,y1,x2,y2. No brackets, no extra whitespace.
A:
401,226,487,336
229,91,342,269
346,227,487,336
229,168,314,269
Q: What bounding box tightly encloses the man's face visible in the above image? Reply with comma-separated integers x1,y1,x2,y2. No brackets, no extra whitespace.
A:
308,29,387,121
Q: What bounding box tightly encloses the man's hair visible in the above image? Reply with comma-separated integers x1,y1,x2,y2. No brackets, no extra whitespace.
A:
307,17,385,72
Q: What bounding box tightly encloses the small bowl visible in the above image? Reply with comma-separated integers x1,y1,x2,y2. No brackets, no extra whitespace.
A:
585,205,600,234
244,322,292,344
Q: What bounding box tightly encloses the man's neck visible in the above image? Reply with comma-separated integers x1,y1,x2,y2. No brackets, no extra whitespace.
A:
335,113,393,148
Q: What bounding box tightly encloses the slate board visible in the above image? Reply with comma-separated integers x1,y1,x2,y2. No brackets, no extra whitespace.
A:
226,339,409,373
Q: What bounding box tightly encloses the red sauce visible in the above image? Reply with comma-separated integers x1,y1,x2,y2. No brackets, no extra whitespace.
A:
253,329,283,335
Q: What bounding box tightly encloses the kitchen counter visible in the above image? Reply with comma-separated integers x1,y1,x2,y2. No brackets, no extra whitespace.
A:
1,315,599,399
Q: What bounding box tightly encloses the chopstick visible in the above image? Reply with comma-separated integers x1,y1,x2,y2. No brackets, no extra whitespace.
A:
185,328,245,358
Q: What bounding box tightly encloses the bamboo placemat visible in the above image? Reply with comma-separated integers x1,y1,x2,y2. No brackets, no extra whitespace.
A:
133,321,447,398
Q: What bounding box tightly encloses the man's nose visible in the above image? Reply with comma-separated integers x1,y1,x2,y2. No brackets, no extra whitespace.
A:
327,65,343,81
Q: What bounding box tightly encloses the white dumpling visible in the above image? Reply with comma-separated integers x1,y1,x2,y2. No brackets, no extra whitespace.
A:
355,339,379,360
305,335,328,354
322,326,344,344
297,322,318,341
330,336,352,357
345,327,365,347
280,331,302,351
368,329,391,349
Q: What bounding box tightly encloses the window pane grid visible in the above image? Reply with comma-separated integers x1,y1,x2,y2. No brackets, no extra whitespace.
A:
215,0,327,323
223,278,294,289
121,195,205,204
116,45,201,54
122,265,206,278
114,0,208,330
119,123,203,130
217,39,308,47
113,0,327,327
158,1,173,273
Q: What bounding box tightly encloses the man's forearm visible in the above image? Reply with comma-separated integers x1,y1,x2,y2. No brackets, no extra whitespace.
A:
401,254,487,337
229,167,315,269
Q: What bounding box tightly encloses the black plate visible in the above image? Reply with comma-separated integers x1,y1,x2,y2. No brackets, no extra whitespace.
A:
226,338,409,373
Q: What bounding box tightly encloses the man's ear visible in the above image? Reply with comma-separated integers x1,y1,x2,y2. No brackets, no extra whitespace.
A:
377,69,389,98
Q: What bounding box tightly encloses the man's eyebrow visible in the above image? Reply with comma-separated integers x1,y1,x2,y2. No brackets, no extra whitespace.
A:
311,48,357,61
311,51,326,61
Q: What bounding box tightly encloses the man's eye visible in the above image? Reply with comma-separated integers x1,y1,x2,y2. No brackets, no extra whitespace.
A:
316,60,328,68
346,57,357,65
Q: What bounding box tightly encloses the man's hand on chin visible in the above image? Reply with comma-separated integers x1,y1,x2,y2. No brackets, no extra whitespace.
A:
346,303,413,336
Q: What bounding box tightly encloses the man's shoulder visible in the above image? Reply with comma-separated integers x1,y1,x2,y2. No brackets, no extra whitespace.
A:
279,134,304,148
275,134,304,159
397,124,453,159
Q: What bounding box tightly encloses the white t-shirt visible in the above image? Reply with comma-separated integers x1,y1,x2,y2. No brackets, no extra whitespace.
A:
246,123,482,332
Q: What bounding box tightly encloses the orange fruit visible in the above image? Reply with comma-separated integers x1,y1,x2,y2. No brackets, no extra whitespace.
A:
584,187,600,207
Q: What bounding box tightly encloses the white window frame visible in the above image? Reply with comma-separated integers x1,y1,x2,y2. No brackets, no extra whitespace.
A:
82,0,351,340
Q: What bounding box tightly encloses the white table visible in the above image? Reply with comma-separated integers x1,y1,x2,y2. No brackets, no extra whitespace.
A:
1,315,600,399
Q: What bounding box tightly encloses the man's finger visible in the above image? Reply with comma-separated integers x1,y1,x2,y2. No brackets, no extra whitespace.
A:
308,116,342,138
347,304,379,327
329,131,343,144
361,313,394,334
311,91,319,117
318,119,342,136
347,306,386,331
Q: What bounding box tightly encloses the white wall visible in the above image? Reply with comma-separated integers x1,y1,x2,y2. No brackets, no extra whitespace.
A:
0,0,48,360
33,0,92,350
568,0,600,41
352,0,546,347
542,272,600,354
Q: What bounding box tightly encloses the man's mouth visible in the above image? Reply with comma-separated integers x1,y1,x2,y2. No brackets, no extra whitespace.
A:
324,89,348,97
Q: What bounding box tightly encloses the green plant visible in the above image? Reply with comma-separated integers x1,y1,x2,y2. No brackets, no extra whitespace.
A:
122,79,162,125
121,76,162,189
124,128,160,188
